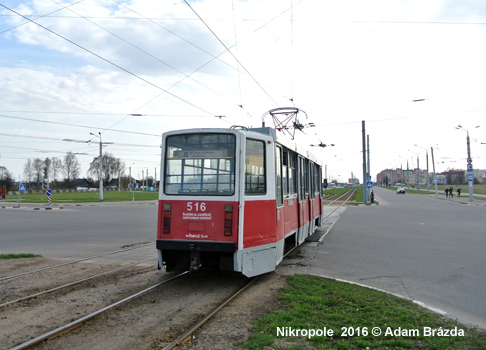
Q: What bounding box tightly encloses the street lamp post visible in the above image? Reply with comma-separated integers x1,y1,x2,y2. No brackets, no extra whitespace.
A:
415,144,430,194
129,163,135,203
408,150,420,191
456,125,479,202
90,132,113,201
430,147,438,197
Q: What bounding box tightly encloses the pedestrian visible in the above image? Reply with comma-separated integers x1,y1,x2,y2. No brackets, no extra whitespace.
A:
371,190,375,203
457,188,462,198
449,186,453,198
445,188,449,197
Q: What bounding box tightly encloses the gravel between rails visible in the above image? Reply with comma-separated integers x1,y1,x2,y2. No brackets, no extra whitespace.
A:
1,258,287,350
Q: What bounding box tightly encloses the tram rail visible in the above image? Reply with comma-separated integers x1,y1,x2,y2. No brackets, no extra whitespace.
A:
0,242,154,282
0,258,156,309
9,272,189,350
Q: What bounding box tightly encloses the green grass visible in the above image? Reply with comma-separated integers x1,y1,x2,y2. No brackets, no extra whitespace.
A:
323,188,350,196
240,275,486,350
4,190,158,203
0,253,42,259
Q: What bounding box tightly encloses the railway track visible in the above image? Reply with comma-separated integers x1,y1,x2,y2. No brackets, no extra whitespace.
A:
161,276,259,350
322,188,356,206
5,269,257,350
9,272,189,350
0,258,156,309
0,242,154,282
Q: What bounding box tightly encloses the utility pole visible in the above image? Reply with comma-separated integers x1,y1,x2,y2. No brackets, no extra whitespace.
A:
456,125,479,202
362,121,367,204
417,156,420,192
407,161,410,190
431,147,438,196
90,132,113,201
367,134,371,202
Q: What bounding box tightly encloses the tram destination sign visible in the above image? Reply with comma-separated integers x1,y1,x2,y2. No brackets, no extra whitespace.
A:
173,150,230,159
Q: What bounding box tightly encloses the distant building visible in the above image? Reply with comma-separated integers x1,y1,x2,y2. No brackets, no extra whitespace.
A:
377,168,486,186
376,168,428,186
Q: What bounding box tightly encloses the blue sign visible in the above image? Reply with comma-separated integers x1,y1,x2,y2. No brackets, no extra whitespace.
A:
468,174,473,182
46,189,52,196
19,184,26,191
367,181,373,188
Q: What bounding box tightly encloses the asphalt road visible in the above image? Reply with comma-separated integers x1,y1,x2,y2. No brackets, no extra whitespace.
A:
308,187,486,329
0,202,158,258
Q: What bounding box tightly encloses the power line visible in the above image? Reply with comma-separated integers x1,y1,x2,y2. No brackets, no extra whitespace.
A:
183,0,279,107
0,0,86,35
1,4,217,118
0,113,161,137
0,132,160,148
0,110,208,117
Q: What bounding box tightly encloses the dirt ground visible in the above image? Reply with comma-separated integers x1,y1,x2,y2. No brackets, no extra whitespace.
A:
0,257,291,350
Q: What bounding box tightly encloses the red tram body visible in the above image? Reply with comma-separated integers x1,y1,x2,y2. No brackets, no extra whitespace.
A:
156,127,323,277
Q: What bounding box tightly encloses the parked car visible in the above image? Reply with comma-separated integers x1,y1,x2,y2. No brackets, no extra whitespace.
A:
396,187,405,194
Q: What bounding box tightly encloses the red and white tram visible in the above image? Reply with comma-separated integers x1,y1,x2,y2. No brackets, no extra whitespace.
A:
156,126,324,277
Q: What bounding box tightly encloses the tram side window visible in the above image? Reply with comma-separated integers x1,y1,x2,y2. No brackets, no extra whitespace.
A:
305,159,310,197
276,146,283,206
282,149,289,196
245,139,266,195
309,162,315,197
314,164,322,195
298,157,305,201
288,151,297,195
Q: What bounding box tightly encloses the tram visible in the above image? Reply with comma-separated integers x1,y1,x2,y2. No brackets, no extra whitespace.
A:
156,126,324,277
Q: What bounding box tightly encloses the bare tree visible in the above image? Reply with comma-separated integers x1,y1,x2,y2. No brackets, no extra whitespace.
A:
0,166,14,191
63,152,81,184
32,158,44,188
50,157,63,181
23,159,34,183
88,152,125,185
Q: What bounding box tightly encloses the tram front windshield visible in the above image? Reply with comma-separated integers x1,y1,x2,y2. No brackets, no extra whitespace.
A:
165,133,236,195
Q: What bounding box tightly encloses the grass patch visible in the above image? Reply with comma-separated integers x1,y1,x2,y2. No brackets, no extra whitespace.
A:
323,188,350,196
0,253,42,259
5,191,158,203
240,275,486,350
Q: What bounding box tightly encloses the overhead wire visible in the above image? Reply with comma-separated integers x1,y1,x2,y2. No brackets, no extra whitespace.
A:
106,0,306,127
1,1,307,159
0,4,217,118
0,132,160,148
0,0,86,35
0,114,160,137
41,0,240,132
232,0,243,109
183,0,279,107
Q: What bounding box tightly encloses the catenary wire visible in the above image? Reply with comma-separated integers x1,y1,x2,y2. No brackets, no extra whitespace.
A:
183,0,279,107
0,4,217,118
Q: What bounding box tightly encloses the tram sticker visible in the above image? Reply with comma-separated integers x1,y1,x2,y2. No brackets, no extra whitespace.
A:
182,212,212,220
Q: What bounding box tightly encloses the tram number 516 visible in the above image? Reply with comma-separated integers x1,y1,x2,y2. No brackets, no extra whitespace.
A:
186,202,206,212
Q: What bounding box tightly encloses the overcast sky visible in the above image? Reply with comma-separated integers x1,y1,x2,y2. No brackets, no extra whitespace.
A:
1,0,486,183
